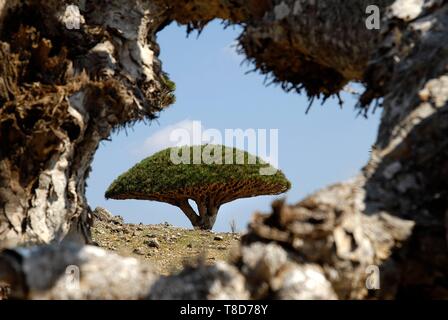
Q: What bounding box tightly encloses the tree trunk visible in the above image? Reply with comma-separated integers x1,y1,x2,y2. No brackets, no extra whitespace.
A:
200,203,219,230
0,0,447,300
178,199,219,230
0,0,172,247
178,199,202,228
242,0,448,299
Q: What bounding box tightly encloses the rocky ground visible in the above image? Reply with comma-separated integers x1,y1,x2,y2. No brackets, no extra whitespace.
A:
91,207,241,275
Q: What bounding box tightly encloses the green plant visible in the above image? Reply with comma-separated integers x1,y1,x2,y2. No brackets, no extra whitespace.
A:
160,72,176,107
106,145,291,230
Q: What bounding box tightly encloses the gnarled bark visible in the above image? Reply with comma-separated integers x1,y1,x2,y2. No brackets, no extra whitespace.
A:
0,0,173,247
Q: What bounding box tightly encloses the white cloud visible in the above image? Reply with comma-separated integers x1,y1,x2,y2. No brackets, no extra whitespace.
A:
135,119,211,157
134,119,280,172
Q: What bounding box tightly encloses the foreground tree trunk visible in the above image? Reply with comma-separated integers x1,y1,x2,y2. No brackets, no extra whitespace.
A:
0,0,447,299
0,0,173,247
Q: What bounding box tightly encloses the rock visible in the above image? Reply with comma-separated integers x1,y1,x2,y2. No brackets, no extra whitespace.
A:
146,238,160,249
238,242,337,300
217,246,227,250
147,262,249,300
272,264,337,300
133,248,145,255
187,243,193,248
111,215,124,225
93,207,113,222
113,225,123,233
1,243,157,299
107,225,122,233
240,242,287,282
214,235,224,241
147,233,156,238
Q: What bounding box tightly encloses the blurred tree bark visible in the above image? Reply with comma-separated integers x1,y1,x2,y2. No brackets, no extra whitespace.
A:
0,0,173,247
0,0,447,299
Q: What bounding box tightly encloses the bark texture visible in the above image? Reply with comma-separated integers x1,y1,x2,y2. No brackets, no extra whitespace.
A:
0,0,173,247
0,0,447,299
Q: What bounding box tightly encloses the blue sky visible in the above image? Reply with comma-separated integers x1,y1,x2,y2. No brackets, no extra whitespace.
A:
86,21,381,232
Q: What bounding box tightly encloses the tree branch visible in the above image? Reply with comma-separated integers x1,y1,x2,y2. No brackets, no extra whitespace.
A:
177,199,201,227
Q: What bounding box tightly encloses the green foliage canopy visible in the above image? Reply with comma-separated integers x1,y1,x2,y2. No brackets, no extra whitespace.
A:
106,145,291,204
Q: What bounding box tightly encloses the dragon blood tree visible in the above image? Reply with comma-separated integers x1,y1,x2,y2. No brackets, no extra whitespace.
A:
105,145,291,230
